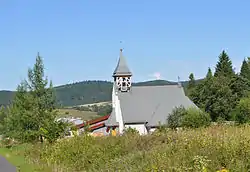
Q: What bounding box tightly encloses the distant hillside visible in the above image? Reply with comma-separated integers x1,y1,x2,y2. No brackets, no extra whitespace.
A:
0,79,201,107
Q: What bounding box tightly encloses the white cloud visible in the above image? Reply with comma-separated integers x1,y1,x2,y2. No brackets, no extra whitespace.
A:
148,72,162,80
153,72,161,79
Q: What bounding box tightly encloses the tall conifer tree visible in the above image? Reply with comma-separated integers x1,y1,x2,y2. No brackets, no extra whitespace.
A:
240,59,250,80
214,50,235,77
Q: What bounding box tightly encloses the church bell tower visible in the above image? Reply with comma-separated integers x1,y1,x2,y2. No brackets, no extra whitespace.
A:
112,49,132,92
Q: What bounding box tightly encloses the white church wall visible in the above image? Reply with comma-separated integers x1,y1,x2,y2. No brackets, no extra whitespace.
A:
125,124,148,135
149,128,156,133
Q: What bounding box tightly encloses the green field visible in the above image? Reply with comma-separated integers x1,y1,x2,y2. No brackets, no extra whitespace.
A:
58,108,100,120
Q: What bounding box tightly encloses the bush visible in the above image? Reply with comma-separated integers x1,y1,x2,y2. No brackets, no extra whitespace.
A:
182,107,211,128
233,96,250,124
167,106,211,129
124,127,139,135
1,138,17,148
167,106,186,129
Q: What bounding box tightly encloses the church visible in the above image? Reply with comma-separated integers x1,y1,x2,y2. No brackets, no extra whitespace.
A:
105,49,197,135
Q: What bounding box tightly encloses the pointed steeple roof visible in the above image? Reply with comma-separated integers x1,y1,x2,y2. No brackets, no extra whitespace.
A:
113,49,132,77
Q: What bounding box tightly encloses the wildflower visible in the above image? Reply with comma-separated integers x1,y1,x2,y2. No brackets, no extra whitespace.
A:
202,166,207,172
216,168,228,172
216,163,229,172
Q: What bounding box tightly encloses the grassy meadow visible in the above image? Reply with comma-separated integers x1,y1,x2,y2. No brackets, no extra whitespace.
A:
0,144,46,172
57,108,100,120
4,124,250,171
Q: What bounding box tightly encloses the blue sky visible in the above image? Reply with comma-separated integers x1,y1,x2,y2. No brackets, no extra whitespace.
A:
1,0,250,90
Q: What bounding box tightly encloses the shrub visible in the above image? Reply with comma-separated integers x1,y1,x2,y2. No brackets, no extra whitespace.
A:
124,127,139,135
182,107,211,128
233,96,250,124
167,106,186,129
167,106,211,129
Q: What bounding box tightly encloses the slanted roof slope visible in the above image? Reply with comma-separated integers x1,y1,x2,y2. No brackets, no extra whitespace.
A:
106,85,197,127
113,49,132,77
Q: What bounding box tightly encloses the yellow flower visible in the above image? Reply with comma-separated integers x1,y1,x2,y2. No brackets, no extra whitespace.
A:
216,169,229,172
202,166,207,172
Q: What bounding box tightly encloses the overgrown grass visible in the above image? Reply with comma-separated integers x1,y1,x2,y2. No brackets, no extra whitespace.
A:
0,144,36,172
21,125,250,171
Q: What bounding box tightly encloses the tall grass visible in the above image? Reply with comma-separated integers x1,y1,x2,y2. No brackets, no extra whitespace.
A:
25,125,250,171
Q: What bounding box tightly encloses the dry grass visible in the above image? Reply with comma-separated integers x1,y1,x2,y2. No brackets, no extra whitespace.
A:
73,101,111,108
57,109,100,120
23,125,250,171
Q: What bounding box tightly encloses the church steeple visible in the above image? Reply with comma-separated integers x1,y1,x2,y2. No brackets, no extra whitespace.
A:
113,49,132,77
113,49,132,92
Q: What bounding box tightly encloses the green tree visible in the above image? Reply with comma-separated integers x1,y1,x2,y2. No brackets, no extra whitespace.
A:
190,68,213,110
232,95,250,124
240,59,250,80
207,76,235,121
0,106,7,134
230,75,250,101
214,50,235,78
3,53,67,143
247,57,250,66
206,67,213,79
187,73,195,90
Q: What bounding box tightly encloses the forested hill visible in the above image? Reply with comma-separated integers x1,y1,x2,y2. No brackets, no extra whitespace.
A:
0,79,196,107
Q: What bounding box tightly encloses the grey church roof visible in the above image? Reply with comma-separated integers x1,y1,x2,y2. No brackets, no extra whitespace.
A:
105,85,197,127
112,49,132,77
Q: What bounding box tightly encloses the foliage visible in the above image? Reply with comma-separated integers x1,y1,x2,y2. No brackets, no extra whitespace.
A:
1,138,17,148
189,68,213,108
187,73,196,98
189,51,250,122
232,95,250,124
96,105,112,116
214,50,235,77
167,106,186,129
74,104,112,116
21,125,250,171
182,108,211,128
206,76,236,121
0,106,7,134
230,74,250,101
187,73,195,89
167,106,210,129
240,58,250,80
124,127,140,135
1,53,67,143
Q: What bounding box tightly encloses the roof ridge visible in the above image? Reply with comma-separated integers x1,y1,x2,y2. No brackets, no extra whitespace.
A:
133,84,180,88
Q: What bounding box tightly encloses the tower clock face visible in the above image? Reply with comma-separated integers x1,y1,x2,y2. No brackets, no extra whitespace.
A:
116,76,131,92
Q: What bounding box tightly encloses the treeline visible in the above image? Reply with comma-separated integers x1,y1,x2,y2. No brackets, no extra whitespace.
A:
73,104,112,116
187,50,250,123
0,80,190,107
